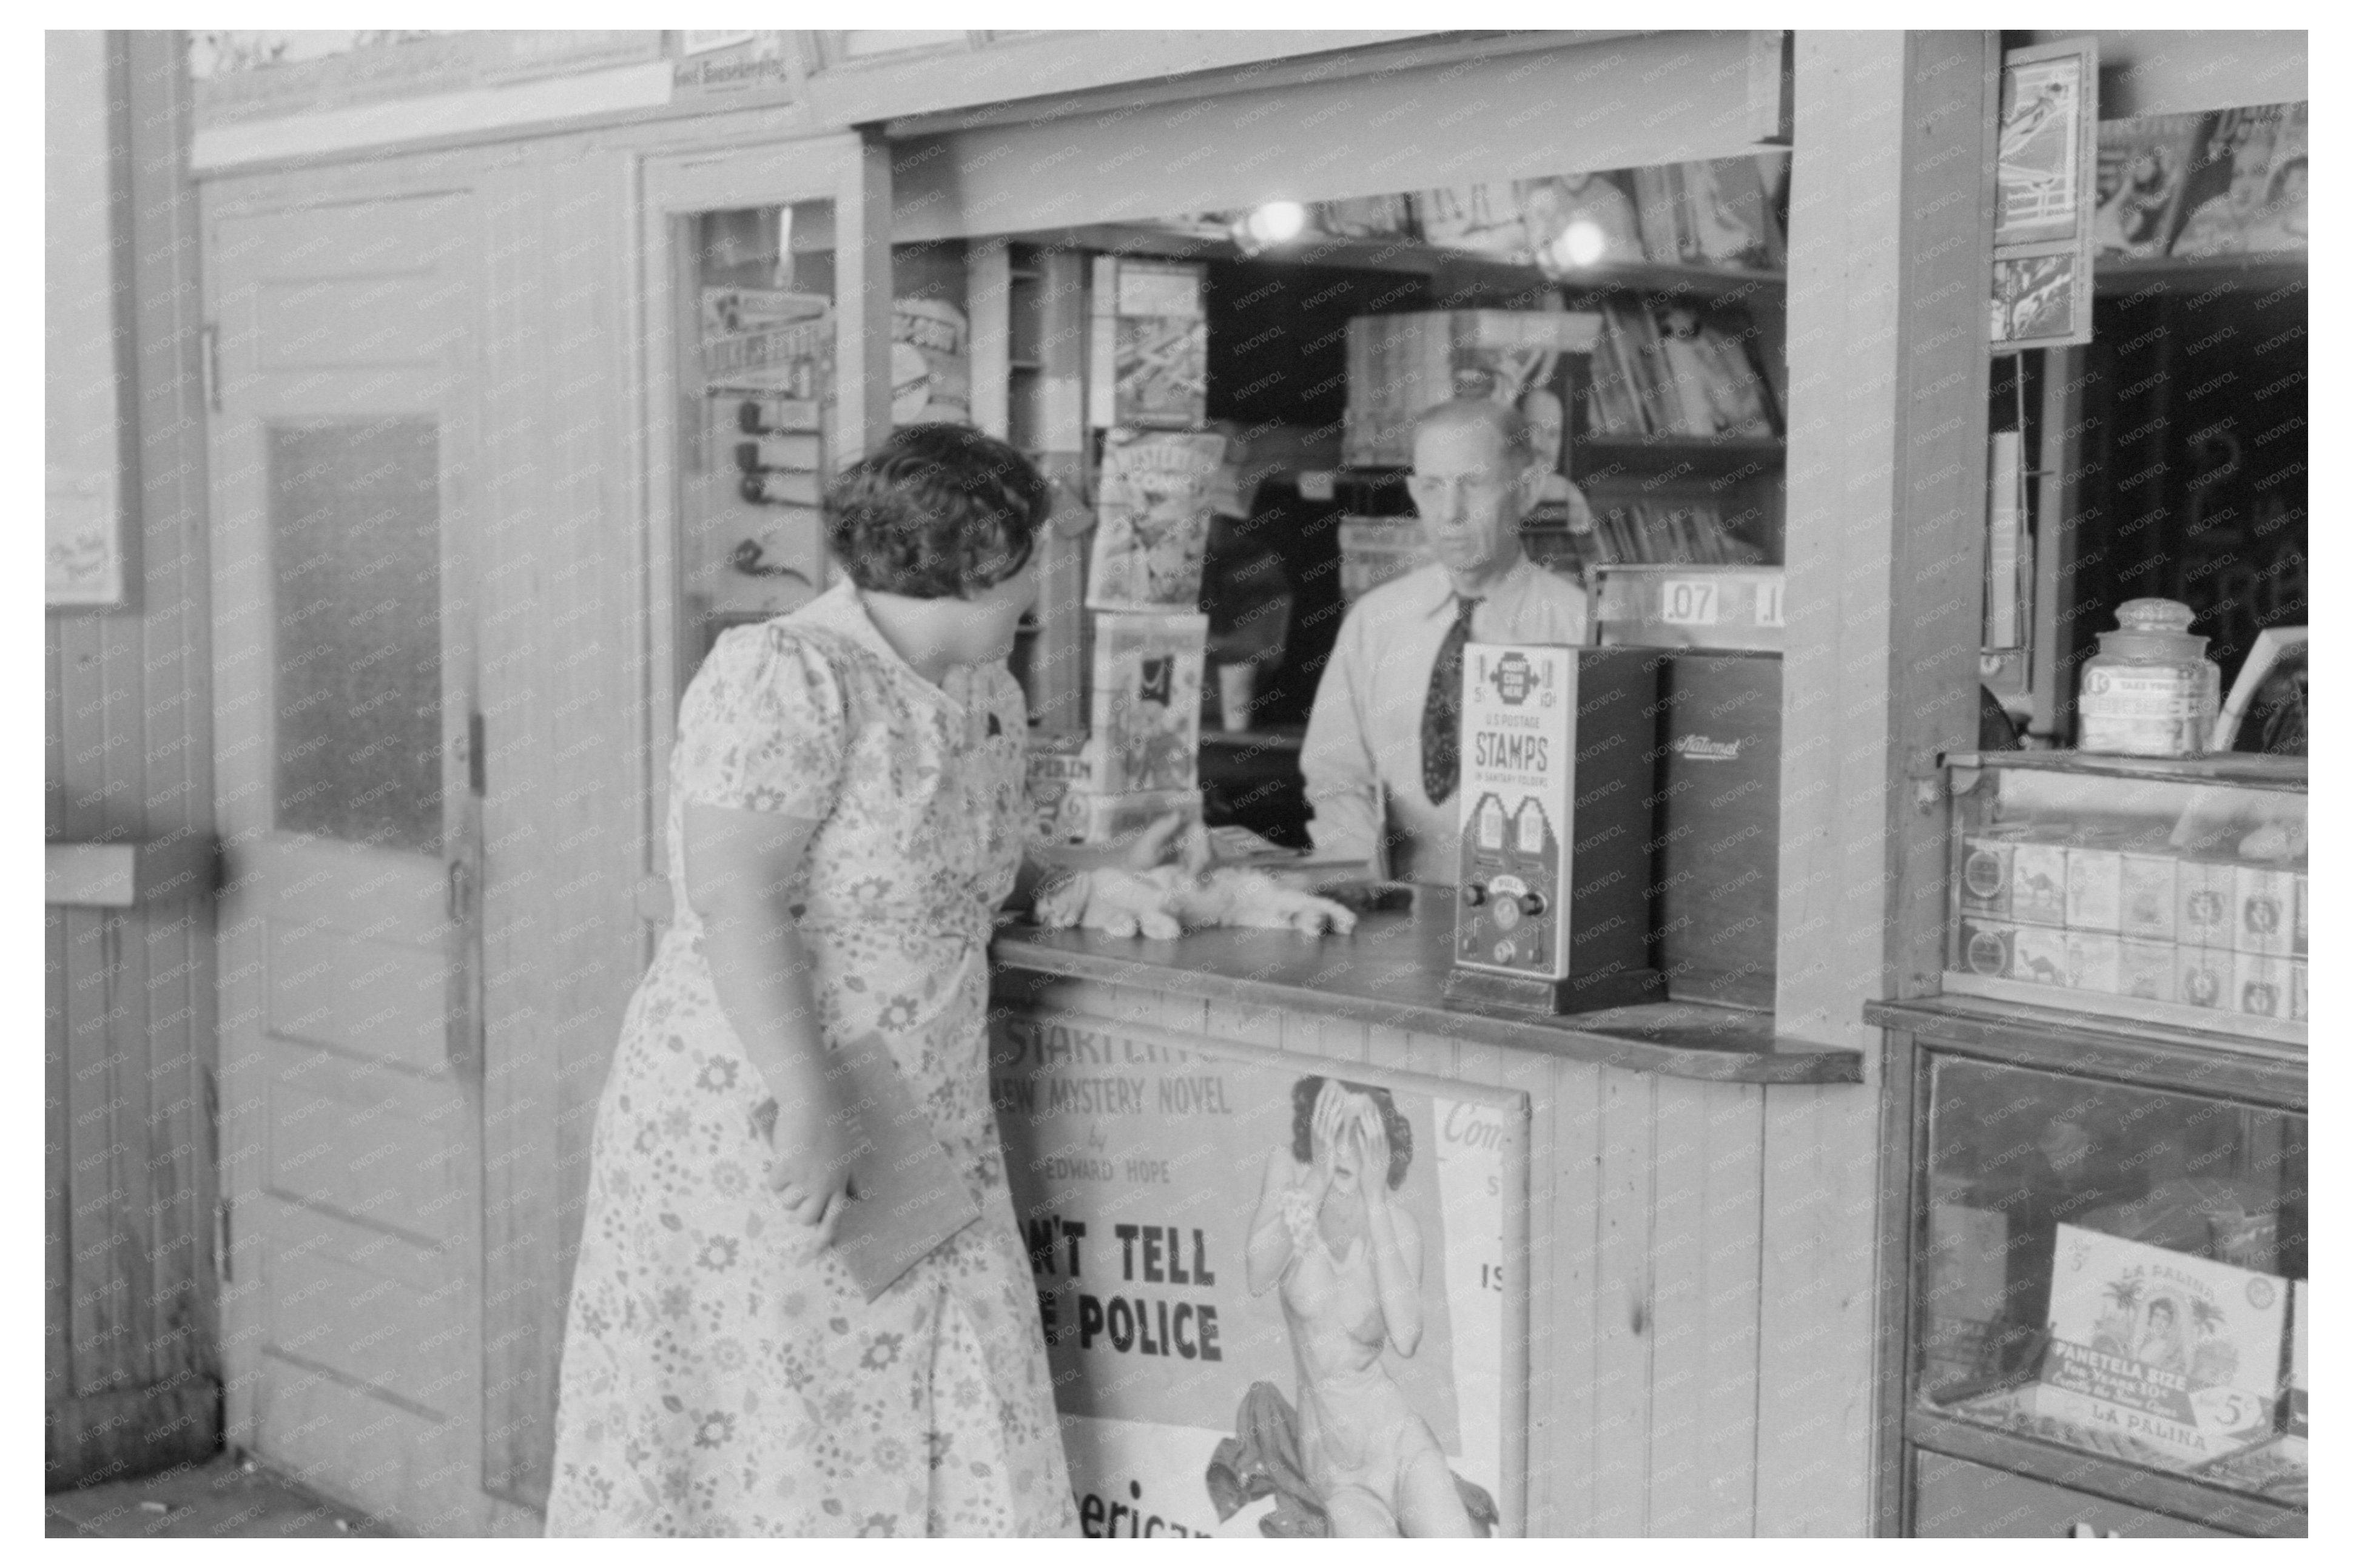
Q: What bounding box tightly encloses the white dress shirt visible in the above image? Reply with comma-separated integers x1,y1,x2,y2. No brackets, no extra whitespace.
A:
1301,554,1591,883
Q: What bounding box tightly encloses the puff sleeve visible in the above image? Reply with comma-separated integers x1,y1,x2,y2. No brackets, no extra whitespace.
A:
673,625,847,819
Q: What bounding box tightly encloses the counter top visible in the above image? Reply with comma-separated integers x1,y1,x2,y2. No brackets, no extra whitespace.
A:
992,895,1863,1085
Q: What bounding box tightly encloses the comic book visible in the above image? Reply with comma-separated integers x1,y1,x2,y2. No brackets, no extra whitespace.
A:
1088,430,1228,613
1088,258,1208,429
1088,613,1207,796
2035,1222,2289,1465
2093,113,2208,260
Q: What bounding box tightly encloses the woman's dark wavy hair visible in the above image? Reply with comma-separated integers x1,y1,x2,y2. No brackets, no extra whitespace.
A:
1289,1075,1412,1191
825,423,1050,599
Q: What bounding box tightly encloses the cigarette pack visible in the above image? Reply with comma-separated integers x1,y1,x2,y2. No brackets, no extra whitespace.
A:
2290,960,2308,1022
1959,918,2017,977
2233,865,2293,957
2176,860,2236,949
1959,833,2023,919
2119,851,2178,940
2064,931,2121,994
2293,873,2308,957
2235,954,2286,1020
2178,946,2232,1011
2008,841,2070,927
2118,939,2178,1002
2065,844,2124,932
2011,925,2071,988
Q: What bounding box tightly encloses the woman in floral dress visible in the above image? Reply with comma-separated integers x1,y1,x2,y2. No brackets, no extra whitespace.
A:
544,426,1185,1536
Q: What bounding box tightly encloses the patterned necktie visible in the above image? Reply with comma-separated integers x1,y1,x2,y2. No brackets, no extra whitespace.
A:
1421,595,1481,804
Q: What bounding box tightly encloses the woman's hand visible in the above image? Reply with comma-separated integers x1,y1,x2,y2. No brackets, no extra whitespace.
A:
761,1095,859,1250
1353,1103,1391,1212
1119,811,1213,877
1308,1080,1347,1197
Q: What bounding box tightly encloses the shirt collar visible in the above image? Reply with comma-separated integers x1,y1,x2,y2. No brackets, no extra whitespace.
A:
1421,554,1542,619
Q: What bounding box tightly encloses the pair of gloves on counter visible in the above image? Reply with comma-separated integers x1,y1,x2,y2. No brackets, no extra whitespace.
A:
1030,817,1358,938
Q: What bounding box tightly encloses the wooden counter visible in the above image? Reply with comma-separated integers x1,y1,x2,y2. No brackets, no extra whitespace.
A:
992,895,1861,1085
985,892,1867,1535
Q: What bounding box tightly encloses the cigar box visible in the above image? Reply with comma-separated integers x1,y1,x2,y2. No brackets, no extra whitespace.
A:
2117,939,2177,1002
2176,860,2236,949
2011,925,2072,988
2234,864,2293,957
2177,946,2232,1011
1959,919,2017,977
2118,851,2178,940
1959,832,2025,920
2064,931,2121,994
2235,953,2286,1020
2064,844,2124,933
2008,841,2070,927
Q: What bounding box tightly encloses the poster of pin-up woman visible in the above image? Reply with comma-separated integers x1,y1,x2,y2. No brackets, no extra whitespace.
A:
987,1010,1529,1539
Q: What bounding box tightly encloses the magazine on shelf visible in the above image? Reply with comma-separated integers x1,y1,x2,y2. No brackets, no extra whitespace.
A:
1088,258,1208,429
2035,1222,2289,1465
2170,102,2308,258
1088,612,1206,796
1087,429,1228,613
2092,113,2207,260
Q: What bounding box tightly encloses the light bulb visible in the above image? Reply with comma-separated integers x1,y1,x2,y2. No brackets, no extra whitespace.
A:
1550,218,1608,270
1244,201,1308,248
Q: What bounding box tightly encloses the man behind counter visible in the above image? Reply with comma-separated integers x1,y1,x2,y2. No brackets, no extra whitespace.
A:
1300,397,1591,883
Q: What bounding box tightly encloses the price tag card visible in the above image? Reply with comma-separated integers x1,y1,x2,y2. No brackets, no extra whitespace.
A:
1658,578,1719,626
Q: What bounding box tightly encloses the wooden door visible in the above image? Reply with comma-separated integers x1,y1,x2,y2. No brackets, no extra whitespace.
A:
206,187,516,1535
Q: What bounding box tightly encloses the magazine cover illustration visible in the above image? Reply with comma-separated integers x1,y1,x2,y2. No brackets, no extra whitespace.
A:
1089,613,1206,795
2038,1222,2287,1464
1088,432,1228,612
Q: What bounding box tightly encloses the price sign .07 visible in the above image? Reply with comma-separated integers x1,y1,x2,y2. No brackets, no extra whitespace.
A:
1658,578,1718,626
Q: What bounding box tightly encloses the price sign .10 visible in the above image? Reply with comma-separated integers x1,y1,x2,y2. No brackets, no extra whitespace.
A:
1753,577,1785,628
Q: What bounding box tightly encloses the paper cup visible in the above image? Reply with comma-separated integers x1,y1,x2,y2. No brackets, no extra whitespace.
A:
1217,663,1256,733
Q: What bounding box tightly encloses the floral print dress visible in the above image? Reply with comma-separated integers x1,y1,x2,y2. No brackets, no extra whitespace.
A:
544,581,1076,1538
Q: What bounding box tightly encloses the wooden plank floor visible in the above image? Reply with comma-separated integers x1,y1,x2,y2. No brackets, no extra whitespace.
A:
45,1455,397,1539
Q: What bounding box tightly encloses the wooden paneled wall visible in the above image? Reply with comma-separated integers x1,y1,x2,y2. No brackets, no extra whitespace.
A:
45,30,222,1489
1005,974,1794,1537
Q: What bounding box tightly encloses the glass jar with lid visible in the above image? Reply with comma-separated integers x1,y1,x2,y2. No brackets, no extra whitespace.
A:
2076,597,2221,756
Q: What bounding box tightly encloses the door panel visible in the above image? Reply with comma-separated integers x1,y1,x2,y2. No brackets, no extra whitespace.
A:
207,188,490,1535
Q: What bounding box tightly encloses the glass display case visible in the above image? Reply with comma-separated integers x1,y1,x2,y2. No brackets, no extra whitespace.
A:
1914,1052,2306,1514
1941,752,2306,1048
